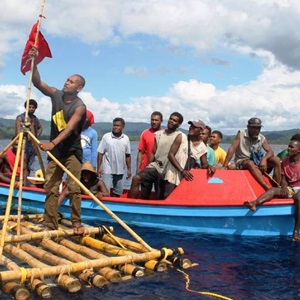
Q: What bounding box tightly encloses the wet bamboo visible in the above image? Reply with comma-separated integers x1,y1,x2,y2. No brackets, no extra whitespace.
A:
102,233,150,253
58,238,122,282
59,224,144,277
0,249,166,282
81,236,167,272
2,281,30,300
16,222,107,287
0,213,44,221
102,233,191,268
0,133,24,260
38,238,108,287
21,243,107,288
5,222,102,243
27,279,52,299
1,254,51,298
28,131,154,252
4,243,81,293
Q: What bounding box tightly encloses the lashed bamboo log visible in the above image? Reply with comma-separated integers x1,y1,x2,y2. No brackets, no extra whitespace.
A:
102,233,192,269
20,242,105,288
81,236,167,272
1,253,51,298
0,249,170,282
1,254,31,300
27,279,52,299
2,281,30,300
4,223,103,243
3,243,81,293
0,214,44,222
16,224,108,288
58,238,123,282
58,223,144,277
38,238,108,287
102,234,153,253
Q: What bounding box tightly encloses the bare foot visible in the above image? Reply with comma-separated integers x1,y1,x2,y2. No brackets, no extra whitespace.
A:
292,231,300,242
243,201,257,211
73,223,85,235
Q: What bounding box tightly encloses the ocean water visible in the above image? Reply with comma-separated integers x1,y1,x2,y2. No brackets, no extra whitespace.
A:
1,139,297,300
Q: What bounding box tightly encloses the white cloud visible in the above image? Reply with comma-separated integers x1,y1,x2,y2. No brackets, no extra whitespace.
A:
1,0,300,136
2,1,300,69
1,57,300,134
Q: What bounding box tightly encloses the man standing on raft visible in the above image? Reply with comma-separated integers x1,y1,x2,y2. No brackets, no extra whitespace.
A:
29,47,86,234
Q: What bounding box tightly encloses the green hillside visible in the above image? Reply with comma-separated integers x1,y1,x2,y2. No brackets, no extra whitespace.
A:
0,117,298,144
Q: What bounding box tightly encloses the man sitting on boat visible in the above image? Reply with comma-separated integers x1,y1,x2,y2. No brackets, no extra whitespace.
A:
0,137,30,188
130,112,183,199
58,161,109,206
243,137,300,241
223,117,281,190
163,120,209,198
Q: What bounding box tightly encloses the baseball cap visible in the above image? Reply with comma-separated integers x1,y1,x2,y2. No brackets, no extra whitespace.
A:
188,120,206,129
248,117,263,127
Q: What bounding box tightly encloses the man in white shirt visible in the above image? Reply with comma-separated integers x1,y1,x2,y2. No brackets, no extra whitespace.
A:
97,117,131,197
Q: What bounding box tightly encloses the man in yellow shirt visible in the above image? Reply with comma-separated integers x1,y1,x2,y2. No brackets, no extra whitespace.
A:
210,130,227,167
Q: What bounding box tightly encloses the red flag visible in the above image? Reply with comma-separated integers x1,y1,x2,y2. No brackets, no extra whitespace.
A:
20,21,52,75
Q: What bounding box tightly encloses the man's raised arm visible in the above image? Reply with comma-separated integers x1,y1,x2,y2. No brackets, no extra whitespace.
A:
29,47,55,97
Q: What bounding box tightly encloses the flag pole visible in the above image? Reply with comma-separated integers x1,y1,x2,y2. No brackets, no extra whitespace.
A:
24,0,46,123
0,0,48,261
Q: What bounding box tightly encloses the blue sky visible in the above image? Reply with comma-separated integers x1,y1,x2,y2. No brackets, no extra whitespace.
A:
1,0,300,134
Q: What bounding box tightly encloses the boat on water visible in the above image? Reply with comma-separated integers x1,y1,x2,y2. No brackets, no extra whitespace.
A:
0,169,294,236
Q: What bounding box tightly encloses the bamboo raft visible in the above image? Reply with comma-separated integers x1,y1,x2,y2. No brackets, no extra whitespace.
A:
0,213,193,299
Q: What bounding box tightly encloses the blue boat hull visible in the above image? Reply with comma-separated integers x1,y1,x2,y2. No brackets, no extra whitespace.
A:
0,182,295,237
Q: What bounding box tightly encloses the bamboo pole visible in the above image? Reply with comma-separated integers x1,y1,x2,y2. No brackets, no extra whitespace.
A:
24,0,46,123
0,213,44,221
58,223,144,277
101,233,192,268
38,238,108,287
5,222,102,243
0,135,19,159
58,238,123,282
28,131,154,252
3,243,81,293
1,254,51,298
2,281,31,300
0,0,47,261
17,137,27,241
102,233,150,253
20,242,107,288
80,236,167,272
0,133,25,260
0,249,168,282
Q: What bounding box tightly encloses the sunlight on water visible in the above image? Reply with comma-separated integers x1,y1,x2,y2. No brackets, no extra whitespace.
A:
0,140,293,300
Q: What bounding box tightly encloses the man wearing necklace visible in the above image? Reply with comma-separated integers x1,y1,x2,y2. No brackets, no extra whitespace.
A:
244,137,300,241
29,47,86,234
163,120,209,198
